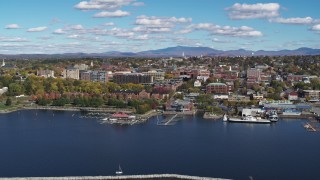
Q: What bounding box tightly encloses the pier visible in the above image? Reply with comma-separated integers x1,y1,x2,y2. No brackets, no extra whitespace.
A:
303,122,320,132
157,114,179,126
0,174,230,180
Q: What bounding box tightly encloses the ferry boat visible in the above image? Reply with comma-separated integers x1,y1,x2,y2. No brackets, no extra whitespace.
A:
223,114,271,123
282,109,301,116
267,110,278,122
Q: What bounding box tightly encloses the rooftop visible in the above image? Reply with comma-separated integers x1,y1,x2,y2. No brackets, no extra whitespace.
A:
207,83,227,86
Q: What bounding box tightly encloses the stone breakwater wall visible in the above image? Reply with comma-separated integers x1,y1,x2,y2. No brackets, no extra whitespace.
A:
0,174,230,180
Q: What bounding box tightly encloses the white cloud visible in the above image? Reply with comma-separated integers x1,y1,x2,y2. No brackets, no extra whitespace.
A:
103,22,115,26
94,27,135,38
310,24,320,34
132,2,144,6
74,0,133,10
5,24,20,29
311,24,320,31
93,10,130,18
186,23,263,37
27,26,48,32
135,15,192,27
53,29,66,34
133,15,192,34
0,37,28,42
212,38,233,43
67,24,84,30
226,3,280,20
67,34,80,39
38,36,53,40
130,34,149,40
133,26,171,33
270,17,313,24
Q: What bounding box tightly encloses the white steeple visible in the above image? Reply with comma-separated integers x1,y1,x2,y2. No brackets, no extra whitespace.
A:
1,59,5,67
90,60,93,67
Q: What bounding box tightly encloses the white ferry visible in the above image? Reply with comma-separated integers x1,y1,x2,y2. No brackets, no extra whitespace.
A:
223,114,271,124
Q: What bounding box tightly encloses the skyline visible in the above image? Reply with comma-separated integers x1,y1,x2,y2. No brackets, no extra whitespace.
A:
1,0,320,54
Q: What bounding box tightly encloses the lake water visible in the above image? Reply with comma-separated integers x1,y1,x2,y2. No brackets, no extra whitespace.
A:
0,110,319,180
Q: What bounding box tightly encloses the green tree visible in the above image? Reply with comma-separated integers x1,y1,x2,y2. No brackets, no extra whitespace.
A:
5,98,12,106
8,83,25,96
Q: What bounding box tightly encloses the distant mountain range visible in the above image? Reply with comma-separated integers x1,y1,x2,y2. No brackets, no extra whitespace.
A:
1,46,320,59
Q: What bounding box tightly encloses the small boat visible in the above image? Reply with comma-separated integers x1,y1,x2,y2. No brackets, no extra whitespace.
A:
267,110,278,122
224,114,271,123
115,164,123,175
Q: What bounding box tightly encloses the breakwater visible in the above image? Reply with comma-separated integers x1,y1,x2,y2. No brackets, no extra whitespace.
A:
0,174,229,180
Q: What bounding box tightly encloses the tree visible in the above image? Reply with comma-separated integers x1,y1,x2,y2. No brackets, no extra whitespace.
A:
8,83,25,96
5,98,12,106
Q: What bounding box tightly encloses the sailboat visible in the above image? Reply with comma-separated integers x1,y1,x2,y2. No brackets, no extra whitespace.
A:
115,164,123,175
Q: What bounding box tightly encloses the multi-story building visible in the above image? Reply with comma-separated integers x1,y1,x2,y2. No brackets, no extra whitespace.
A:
206,83,230,94
303,90,320,99
37,69,55,78
142,70,165,81
80,70,111,83
247,68,262,78
287,74,305,82
113,73,153,84
80,71,91,81
63,67,79,80
91,71,109,83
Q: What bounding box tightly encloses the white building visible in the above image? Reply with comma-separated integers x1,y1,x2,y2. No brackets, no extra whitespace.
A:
194,80,202,87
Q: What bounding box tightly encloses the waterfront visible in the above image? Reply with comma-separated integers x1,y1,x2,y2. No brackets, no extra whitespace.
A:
0,110,320,180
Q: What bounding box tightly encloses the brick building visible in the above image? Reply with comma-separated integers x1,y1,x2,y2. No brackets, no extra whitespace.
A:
206,83,230,94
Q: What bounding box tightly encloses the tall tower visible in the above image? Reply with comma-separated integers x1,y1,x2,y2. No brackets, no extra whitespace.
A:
182,52,185,58
1,59,5,67
90,60,93,67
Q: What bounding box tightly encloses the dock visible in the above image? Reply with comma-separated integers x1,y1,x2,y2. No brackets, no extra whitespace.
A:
157,114,179,126
303,122,320,132
279,113,314,119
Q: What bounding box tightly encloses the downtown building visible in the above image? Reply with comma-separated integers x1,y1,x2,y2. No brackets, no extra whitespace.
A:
113,73,153,84
206,83,231,94
80,70,111,83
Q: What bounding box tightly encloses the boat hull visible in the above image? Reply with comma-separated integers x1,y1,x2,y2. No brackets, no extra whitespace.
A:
227,118,271,124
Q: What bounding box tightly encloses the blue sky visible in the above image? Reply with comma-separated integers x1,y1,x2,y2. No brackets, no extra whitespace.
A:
0,0,320,54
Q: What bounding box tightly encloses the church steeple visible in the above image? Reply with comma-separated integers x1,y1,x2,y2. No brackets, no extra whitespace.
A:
1,59,5,67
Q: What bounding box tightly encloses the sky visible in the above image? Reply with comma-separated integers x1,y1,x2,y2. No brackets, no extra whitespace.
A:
0,0,320,54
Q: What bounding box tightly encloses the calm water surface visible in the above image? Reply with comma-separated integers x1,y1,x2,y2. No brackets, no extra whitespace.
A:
0,110,319,180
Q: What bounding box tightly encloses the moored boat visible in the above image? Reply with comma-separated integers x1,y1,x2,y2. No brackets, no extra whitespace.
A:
115,164,123,175
223,114,271,123
267,110,278,122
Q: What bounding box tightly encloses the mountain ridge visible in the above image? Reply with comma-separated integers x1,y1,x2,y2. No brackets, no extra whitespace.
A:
1,46,320,59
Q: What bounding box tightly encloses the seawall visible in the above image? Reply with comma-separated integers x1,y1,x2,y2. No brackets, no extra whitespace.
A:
0,174,230,180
